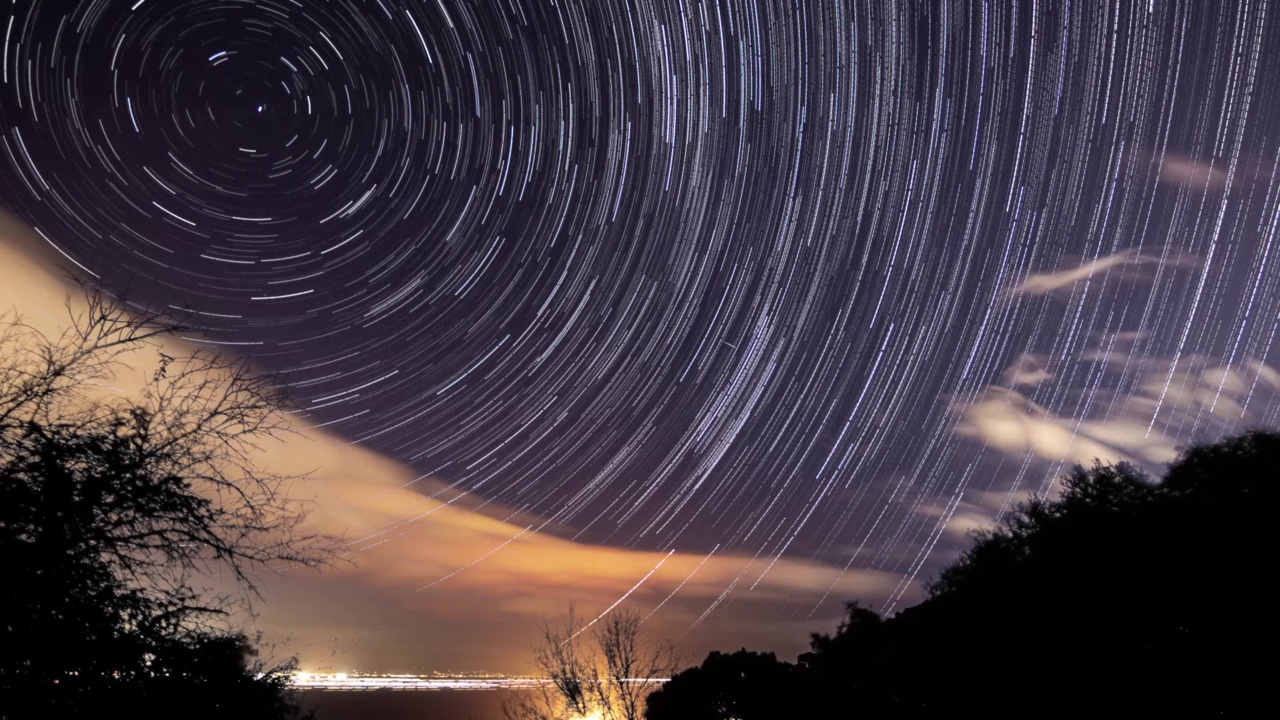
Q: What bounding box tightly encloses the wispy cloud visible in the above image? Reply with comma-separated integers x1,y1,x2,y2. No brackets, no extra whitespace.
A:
953,384,1180,468
1000,353,1053,388
1009,247,1199,298
1157,152,1229,190
955,339,1278,475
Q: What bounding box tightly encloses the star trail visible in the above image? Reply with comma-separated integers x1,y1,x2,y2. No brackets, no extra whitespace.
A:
2,0,1279,640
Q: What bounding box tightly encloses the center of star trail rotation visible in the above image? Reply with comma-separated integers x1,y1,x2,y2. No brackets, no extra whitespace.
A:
2,0,1278,615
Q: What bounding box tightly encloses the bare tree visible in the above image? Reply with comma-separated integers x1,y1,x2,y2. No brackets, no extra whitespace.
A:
505,603,679,720
0,287,333,716
595,610,680,720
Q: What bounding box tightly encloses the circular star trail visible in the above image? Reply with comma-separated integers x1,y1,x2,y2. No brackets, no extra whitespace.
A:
3,0,1279,613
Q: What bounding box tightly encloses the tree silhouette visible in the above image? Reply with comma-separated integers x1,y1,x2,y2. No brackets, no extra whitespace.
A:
642,649,803,720
506,603,679,720
645,430,1277,719
0,289,329,718
797,601,899,713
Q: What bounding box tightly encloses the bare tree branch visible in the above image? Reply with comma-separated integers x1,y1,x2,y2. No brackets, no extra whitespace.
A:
505,603,679,720
1,286,338,635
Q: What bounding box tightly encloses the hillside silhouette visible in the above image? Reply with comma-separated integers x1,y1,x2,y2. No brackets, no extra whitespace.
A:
647,430,1276,719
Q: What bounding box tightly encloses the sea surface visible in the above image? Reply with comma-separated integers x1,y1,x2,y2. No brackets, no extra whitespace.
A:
298,688,522,720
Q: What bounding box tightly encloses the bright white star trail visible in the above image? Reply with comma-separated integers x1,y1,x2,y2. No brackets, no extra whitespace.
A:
2,0,1278,665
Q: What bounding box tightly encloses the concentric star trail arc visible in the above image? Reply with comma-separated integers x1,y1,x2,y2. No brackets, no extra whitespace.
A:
2,0,1279,622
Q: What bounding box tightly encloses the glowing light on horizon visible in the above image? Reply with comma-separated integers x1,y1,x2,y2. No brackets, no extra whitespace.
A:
288,672,668,691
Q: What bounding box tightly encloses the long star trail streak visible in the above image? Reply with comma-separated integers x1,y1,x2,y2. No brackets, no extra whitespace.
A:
2,0,1279,629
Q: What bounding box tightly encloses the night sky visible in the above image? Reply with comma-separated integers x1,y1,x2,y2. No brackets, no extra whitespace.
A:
2,0,1279,673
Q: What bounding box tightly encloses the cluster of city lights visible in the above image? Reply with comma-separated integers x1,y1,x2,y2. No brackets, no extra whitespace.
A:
289,671,551,690
289,671,667,692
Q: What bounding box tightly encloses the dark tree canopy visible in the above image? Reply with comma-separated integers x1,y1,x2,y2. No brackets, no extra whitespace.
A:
642,649,802,720
0,291,327,719
646,430,1277,720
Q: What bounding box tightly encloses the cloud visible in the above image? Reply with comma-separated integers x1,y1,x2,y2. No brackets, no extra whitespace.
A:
914,489,1036,544
1157,152,1229,190
1000,353,1053,387
247,427,903,671
1009,247,1200,298
953,385,1179,468
1140,148,1271,192
1,209,896,673
955,337,1279,475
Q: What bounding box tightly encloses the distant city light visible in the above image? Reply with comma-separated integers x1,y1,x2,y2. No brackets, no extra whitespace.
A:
288,672,667,691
